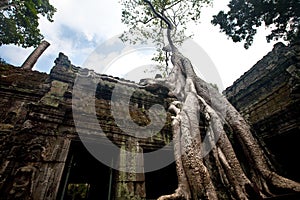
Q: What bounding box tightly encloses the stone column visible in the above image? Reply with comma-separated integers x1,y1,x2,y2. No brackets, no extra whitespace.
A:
115,138,146,200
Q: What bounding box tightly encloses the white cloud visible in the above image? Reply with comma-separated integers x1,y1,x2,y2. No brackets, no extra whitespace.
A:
82,36,157,80
188,1,284,88
0,0,284,89
0,45,33,66
105,50,156,76
48,0,126,39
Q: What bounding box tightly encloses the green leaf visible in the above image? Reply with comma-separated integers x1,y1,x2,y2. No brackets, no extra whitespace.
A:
0,0,56,48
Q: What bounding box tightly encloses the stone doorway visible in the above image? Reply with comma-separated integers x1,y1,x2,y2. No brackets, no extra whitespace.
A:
144,151,178,200
58,141,115,200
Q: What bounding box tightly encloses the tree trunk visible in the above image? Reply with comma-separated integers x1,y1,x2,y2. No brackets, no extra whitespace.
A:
21,40,50,70
142,49,300,200
139,1,300,199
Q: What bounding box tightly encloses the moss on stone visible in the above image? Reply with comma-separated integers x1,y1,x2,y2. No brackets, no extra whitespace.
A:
40,80,69,107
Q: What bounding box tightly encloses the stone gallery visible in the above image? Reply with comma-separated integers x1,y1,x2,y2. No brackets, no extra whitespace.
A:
0,42,299,199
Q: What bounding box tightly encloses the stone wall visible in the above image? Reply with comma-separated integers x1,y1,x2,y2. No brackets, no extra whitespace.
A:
224,42,300,182
1,42,299,199
0,53,177,200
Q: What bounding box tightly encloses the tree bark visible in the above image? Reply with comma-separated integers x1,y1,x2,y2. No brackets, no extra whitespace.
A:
139,1,300,199
141,48,300,199
21,40,50,70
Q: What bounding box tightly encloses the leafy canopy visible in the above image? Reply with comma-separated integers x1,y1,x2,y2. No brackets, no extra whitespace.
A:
212,0,300,49
0,0,56,48
120,0,212,75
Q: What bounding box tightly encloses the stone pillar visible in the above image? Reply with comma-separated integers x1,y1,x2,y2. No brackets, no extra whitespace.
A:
21,40,50,70
115,138,146,200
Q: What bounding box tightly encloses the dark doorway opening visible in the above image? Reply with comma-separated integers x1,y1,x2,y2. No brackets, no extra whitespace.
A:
144,150,178,200
58,141,115,200
266,129,300,183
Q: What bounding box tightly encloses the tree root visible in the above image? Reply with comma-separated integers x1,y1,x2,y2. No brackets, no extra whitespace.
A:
144,46,300,199
158,187,189,200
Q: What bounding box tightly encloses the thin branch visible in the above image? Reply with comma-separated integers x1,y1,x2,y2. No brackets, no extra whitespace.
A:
143,0,177,52
143,0,173,29
165,0,183,10
164,9,176,28
0,0,24,11
165,51,170,75
170,7,178,27
137,16,155,25
159,25,166,47
0,3,16,11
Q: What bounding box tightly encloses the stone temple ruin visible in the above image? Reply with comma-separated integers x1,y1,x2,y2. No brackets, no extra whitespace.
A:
0,42,299,199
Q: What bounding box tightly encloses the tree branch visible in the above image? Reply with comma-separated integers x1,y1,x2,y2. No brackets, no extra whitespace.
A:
137,16,155,24
143,0,177,52
0,0,24,11
0,3,16,11
143,0,173,30
165,0,183,10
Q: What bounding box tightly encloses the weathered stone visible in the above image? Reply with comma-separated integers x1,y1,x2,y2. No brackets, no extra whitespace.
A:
1,43,299,199
0,53,173,199
224,42,300,182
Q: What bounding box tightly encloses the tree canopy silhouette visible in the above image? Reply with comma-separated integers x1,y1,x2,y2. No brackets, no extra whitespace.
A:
212,0,300,48
0,0,56,47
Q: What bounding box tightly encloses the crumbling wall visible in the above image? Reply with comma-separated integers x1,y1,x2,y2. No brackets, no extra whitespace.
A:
0,62,70,199
0,53,175,199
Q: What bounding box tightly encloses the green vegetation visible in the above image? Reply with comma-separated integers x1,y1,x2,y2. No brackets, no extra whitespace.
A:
120,0,212,75
212,0,300,48
0,0,56,47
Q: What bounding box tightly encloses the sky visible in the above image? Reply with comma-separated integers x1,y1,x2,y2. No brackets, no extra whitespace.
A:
0,0,283,90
